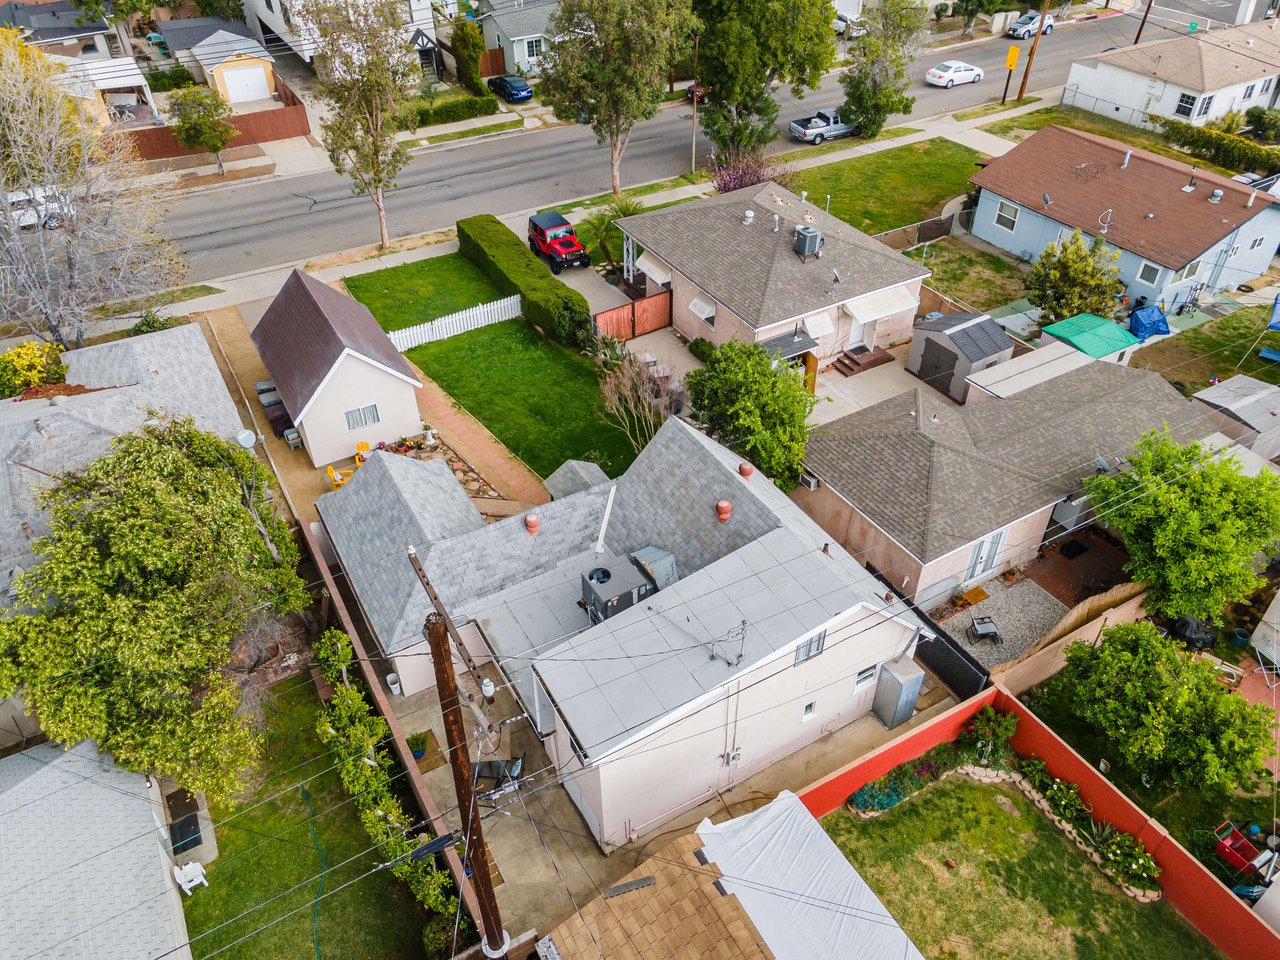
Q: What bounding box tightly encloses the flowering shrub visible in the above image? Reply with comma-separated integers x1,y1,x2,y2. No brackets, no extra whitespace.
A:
1102,832,1162,889
1045,779,1090,823
0,341,65,398
848,742,966,812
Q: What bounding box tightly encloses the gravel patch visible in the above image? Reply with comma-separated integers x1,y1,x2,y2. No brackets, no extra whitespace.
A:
937,578,1068,670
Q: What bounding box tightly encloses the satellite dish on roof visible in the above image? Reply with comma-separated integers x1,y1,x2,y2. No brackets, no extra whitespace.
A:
235,429,257,450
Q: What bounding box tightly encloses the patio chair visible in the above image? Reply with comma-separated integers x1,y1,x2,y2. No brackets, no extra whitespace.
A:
327,465,353,490
354,441,370,468
172,861,208,896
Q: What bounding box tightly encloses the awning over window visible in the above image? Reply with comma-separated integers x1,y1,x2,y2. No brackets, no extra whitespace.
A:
635,251,671,286
804,312,835,339
689,296,716,320
843,285,918,324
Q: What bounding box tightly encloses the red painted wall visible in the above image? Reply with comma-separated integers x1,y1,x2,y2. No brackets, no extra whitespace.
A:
796,686,1280,960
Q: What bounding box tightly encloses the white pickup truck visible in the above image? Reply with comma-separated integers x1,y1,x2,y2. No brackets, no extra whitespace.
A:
788,109,859,146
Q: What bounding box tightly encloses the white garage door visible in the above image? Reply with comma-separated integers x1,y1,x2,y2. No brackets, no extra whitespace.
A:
221,65,270,103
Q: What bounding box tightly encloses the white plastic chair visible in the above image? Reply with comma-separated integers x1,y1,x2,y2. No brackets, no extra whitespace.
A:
173,861,208,896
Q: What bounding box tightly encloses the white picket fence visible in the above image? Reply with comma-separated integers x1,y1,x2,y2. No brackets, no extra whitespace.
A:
388,294,522,351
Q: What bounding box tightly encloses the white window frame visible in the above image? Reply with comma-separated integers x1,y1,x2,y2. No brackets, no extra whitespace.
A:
1170,259,1201,284
855,665,877,688
1136,260,1161,286
525,37,544,59
802,701,816,722
344,403,380,431
794,630,826,666
1265,78,1275,95
1251,236,1267,251
1245,83,1257,101
1175,93,1196,117
1196,95,1214,118
994,200,1018,233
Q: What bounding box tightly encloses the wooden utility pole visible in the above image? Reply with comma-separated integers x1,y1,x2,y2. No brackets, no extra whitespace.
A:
1133,0,1155,44
423,611,510,959
690,33,700,176
1016,0,1052,102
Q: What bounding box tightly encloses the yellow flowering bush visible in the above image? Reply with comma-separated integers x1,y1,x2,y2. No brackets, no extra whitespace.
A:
0,341,66,397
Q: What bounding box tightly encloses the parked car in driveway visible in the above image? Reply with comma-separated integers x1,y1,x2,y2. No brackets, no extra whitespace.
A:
833,13,867,36
1007,12,1053,38
686,83,708,104
788,108,860,145
925,61,984,88
5,186,69,229
528,212,590,274
487,75,533,103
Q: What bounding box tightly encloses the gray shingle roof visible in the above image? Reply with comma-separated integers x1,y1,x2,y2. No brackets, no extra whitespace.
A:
191,29,273,72
1194,374,1280,432
0,324,244,595
949,318,1014,363
1083,19,1280,93
482,0,551,38
616,182,929,330
544,459,608,500
316,452,485,654
0,1,107,41
158,16,252,52
252,270,419,422
0,742,188,959
805,363,1214,563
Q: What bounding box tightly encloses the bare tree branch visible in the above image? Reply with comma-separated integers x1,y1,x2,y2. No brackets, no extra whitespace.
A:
601,357,671,453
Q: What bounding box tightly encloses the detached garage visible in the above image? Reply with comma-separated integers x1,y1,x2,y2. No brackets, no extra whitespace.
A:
191,30,276,104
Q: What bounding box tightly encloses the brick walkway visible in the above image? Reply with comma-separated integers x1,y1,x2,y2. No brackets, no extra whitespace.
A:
408,359,549,506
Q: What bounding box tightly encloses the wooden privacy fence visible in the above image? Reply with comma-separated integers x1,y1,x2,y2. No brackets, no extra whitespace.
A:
126,76,311,160
593,290,671,341
480,48,507,77
388,294,522,351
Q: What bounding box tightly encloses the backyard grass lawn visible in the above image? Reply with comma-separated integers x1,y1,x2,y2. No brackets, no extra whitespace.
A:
182,682,425,960
824,778,1224,960
907,237,1028,311
344,253,504,332
1130,306,1280,396
789,139,985,235
406,319,635,477
980,106,1236,177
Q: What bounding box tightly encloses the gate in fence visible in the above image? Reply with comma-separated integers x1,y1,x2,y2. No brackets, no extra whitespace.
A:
593,290,672,341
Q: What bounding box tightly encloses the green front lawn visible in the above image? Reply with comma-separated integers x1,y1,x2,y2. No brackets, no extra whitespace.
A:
182,681,425,960
907,236,1029,311
406,319,635,477
980,106,1236,177
789,138,985,235
824,778,1224,960
1130,306,1278,396
344,254,505,332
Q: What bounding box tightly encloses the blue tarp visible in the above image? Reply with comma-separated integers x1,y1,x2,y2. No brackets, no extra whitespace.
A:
1129,305,1171,343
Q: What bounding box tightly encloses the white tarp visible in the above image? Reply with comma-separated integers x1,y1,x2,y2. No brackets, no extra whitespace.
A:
1254,880,1280,937
1252,590,1280,672
696,790,925,960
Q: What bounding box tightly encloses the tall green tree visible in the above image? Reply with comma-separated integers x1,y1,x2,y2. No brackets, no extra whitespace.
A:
840,0,925,137
297,0,416,249
694,0,835,159
1058,621,1275,791
1084,430,1280,620
685,339,818,488
0,416,308,801
541,0,698,196
167,86,237,175
1026,230,1124,325
450,17,485,95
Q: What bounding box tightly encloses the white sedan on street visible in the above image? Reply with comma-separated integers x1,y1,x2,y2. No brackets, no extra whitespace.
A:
925,60,984,88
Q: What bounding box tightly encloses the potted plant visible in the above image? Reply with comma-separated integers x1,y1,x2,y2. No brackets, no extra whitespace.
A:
407,732,429,760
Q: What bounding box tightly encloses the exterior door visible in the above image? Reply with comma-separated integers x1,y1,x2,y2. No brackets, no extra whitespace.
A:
919,338,957,393
221,65,270,103
851,664,878,717
965,529,1005,582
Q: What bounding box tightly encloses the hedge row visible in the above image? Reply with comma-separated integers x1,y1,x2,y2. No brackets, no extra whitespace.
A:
457,213,593,348
145,66,197,92
1154,116,1280,174
393,93,500,132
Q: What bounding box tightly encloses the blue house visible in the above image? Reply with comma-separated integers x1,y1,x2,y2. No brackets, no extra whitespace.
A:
969,125,1280,313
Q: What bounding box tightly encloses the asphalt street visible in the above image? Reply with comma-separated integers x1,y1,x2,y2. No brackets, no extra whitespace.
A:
167,14,1145,282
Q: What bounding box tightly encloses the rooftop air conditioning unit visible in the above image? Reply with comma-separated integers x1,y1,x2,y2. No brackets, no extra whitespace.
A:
798,470,819,491
794,225,823,258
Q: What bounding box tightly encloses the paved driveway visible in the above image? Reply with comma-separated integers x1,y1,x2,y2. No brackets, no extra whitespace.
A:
811,351,921,426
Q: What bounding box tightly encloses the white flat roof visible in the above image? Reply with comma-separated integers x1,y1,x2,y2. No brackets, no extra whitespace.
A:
965,341,1093,399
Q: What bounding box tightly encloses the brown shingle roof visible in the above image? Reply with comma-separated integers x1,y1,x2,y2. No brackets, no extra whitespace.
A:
251,269,420,420
1082,19,1280,93
969,125,1274,269
541,834,774,960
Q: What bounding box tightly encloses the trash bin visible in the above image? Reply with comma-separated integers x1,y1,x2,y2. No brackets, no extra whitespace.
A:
1233,628,1251,648
387,672,403,696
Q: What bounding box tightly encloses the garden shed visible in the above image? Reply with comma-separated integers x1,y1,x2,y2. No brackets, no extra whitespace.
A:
191,30,275,104
906,312,1015,403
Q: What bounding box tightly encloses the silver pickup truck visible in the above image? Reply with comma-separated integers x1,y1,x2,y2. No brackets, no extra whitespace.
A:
788,108,859,145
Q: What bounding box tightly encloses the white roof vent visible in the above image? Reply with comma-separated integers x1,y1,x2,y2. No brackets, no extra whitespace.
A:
743,210,755,225
1209,188,1224,204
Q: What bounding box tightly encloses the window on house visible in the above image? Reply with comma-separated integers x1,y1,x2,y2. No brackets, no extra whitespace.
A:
994,200,1018,232
795,630,826,666
1175,93,1196,117
264,0,274,10
1230,245,1240,258
1171,259,1201,284
344,404,380,431
802,701,816,721
1136,260,1161,286
1196,95,1215,118
1245,84,1257,100
1265,78,1275,95
1251,236,1267,250
525,37,544,59
855,666,877,688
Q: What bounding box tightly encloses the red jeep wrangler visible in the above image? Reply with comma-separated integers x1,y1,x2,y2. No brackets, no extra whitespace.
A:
528,212,590,274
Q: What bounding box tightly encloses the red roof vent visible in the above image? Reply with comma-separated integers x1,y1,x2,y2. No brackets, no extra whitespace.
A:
525,514,541,536
738,462,754,478
716,499,732,523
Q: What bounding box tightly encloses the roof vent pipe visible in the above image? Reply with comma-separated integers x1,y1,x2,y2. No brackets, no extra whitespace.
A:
773,214,780,233
1209,188,1224,204
525,514,541,536
716,499,733,523
743,209,755,226
1121,149,1131,169
800,190,808,203
1249,188,1258,208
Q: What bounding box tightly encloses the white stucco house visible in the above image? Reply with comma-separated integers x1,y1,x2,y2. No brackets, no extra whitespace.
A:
1064,19,1280,128
251,269,423,468
241,0,437,70
317,418,934,851
969,125,1280,312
